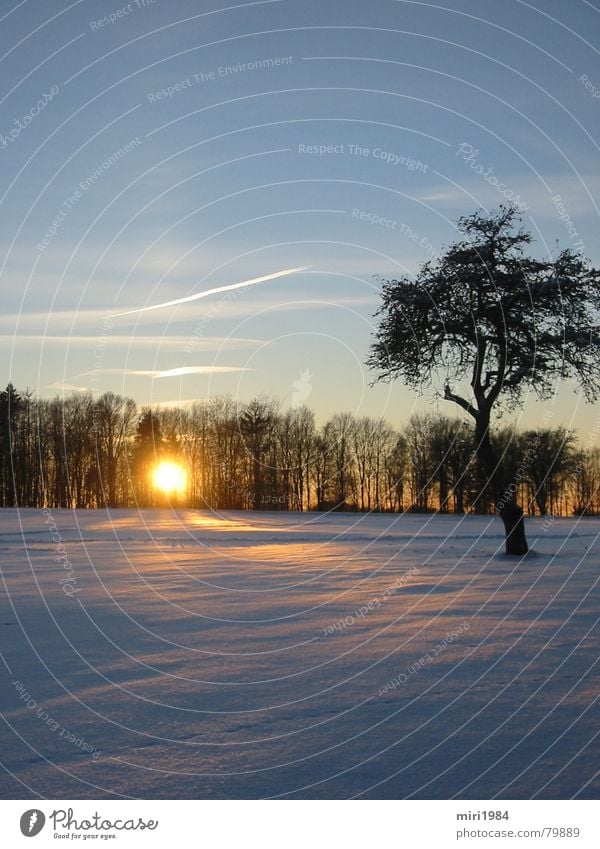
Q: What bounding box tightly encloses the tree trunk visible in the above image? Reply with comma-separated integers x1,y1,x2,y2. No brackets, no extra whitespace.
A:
475,413,529,555
454,484,464,514
535,488,547,518
253,455,262,510
439,469,449,513
499,499,529,555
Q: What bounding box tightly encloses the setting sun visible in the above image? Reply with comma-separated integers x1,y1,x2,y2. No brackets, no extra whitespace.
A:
151,461,187,496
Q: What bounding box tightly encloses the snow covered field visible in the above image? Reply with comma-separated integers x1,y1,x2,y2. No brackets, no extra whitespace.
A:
0,508,597,800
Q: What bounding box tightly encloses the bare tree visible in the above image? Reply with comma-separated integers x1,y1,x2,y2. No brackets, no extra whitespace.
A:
369,207,600,553
404,414,436,512
519,427,577,516
239,397,277,509
92,393,137,507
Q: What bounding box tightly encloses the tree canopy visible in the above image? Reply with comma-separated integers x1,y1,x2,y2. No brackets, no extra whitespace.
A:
369,206,600,417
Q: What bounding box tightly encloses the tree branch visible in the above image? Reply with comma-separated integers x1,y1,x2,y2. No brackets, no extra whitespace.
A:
471,333,487,404
444,384,479,420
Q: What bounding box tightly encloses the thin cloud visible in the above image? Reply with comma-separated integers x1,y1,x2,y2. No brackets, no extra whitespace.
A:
152,398,206,409
1,294,377,334
151,366,249,379
69,366,248,380
0,334,261,349
417,174,600,218
110,266,311,318
47,382,88,393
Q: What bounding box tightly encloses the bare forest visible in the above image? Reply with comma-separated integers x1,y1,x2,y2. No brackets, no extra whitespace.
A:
1,384,597,516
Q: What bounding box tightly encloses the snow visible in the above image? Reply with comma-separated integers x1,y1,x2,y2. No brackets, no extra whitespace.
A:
0,508,598,799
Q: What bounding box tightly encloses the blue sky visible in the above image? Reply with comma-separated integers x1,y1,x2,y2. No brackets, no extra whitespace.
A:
1,0,599,432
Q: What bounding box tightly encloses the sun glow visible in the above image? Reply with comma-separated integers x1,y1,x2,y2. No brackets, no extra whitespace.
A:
152,461,187,496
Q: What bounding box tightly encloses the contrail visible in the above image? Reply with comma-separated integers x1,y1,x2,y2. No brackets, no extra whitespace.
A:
111,266,310,318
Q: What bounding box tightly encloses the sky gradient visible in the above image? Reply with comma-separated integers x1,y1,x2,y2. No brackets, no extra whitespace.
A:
2,0,600,434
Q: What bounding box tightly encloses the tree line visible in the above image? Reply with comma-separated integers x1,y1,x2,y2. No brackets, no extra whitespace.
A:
1,383,598,515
